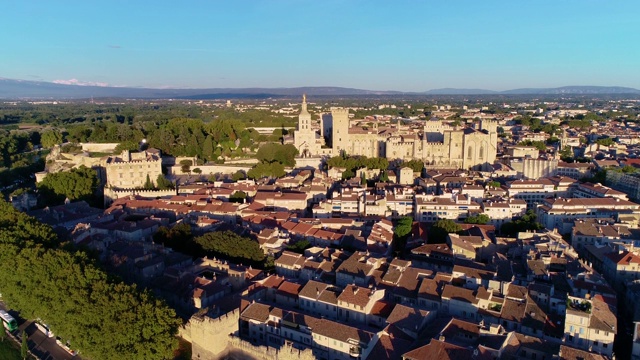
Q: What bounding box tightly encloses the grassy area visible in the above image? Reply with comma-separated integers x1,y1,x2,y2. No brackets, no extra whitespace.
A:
0,339,22,360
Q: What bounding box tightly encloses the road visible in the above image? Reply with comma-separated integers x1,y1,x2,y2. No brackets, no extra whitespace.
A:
1,302,80,360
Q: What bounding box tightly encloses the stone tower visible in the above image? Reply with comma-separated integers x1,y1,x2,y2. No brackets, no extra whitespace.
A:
294,94,317,157
331,107,350,156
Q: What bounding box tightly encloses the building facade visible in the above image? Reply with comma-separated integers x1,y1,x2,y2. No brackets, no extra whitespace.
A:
293,96,498,170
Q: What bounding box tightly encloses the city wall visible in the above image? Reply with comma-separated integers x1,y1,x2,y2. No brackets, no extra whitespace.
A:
104,188,177,205
167,164,252,176
179,309,315,360
80,142,119,153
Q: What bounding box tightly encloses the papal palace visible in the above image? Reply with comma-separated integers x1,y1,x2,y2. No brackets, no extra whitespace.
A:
294,95,498,170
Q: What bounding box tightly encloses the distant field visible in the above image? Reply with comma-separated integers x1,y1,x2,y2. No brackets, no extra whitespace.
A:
0,339,22,360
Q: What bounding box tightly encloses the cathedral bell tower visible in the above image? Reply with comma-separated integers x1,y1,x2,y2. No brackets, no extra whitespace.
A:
294,94,315,157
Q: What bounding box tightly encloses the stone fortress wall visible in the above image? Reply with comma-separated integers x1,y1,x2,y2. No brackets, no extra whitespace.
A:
180,309,315,360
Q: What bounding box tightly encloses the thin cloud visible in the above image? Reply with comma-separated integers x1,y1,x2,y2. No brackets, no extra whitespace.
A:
108,44,122,49
53,79,110,87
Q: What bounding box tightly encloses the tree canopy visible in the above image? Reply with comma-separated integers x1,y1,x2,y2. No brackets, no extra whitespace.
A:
37,166,99,205
464,214,490,225
194,231,265,264
0,199,180,360
500,210,543,237
429,219,463,244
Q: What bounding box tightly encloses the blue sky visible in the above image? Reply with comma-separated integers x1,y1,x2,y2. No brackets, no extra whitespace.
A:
2,1,639,91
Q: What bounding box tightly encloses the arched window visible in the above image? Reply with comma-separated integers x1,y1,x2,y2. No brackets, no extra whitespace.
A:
467,146,474,160
479,146,484,159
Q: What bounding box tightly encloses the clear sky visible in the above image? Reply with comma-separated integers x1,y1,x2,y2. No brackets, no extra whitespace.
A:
2,0,639,91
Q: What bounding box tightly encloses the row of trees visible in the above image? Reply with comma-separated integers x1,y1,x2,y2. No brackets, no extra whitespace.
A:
327,154,389,180
0,199,180,360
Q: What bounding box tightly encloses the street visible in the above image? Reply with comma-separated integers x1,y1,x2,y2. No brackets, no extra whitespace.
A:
1,302,80,360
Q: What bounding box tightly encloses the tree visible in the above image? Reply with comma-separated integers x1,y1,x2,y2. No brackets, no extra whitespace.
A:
143,174,154,190
517,140,546,151
202,135,215,162
596,138,615,147
401,159,424,173
394,216,413,240
255,143,298,167
487,181,501,188
180,159,192,175
286,240,311,254
429,219,463,244
21,333,28,360
0,324,5,342
379,170,389,182
464,214,490,225
192,168,202,176
229,191,247,203
247,162,285,180
40,130,63,148
500,210,543,237
0,199,181,360
232,170,246,182
194,231,265,265
156,174,174,190
37,166,99,205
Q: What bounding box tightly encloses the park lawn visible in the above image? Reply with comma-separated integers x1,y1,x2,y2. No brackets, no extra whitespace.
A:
0,339,22,360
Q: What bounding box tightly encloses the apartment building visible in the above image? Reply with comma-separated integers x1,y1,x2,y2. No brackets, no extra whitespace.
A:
506,178,556,210
564,296,616,356
537,197,640,234
414,194,481,222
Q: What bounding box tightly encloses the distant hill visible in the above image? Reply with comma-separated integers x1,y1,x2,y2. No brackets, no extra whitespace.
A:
0,78,638,99
500,86,640,95
0,78,403,99
423,88,498,95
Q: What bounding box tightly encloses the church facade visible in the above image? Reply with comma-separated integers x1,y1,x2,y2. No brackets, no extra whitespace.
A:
294,96,497,170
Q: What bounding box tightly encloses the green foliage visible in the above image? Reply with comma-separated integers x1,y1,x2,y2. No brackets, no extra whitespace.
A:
255,143,298,167
194,231,265,264
580,169,607,184
0,199,181,360
40,130,63,148
37,166,98,205
286,240,311,254
153,223,195,254
231,170,246,182
500,210,543,237
155,174,174,190
180,159,192,174
400,159,424,173
546,136,559,145
464,214,490,225
143,174,154,190
559,146,573,161
379,170,389,182
517,140,546,151
247,162,285,180
0,338,22,360
327,155,388,172
229,191,247,203
394,216,413,239
487,181,501,188
429,219,463,244
595,138,615,147
21,334,28,360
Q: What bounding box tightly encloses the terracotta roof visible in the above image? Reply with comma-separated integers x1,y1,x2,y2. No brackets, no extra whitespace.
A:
402,338,473,360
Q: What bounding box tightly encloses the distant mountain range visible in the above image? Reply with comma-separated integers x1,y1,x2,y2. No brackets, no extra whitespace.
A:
423,86,640,95
1,78,639,99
